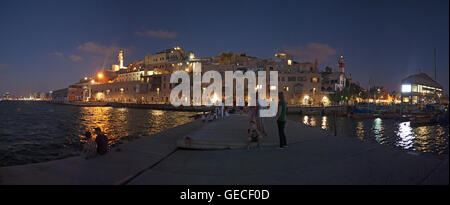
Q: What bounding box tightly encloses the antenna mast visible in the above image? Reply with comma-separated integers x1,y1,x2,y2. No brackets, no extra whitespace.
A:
434,48,437,81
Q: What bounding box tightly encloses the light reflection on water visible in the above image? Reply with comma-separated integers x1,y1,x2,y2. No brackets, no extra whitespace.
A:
356,121,364,140
288,114,449,155
0,101,197,167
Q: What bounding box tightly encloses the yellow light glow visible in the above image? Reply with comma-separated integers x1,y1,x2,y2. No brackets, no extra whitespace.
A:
211,93,219,104
91,79,95,84
322,96,330,105
98,73,103,79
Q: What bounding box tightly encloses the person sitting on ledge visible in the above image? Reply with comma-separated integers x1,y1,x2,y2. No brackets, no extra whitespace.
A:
247,120,262,149
81,131,97,159
201,111,206,122
94,127,109,155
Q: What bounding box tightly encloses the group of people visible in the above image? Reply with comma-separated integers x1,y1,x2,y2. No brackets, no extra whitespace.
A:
81,92,288,156
246,91,288,149
81,127,109,159
201,102,229,122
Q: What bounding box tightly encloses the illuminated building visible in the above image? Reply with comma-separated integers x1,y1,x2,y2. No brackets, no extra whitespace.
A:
401,73,443,104
57,47,346,106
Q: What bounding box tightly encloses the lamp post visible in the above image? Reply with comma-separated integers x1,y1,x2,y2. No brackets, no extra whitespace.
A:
157,87,160,104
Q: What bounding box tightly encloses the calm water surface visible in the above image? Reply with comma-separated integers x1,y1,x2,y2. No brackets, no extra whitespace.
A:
0,101,196,167
287,114,449,155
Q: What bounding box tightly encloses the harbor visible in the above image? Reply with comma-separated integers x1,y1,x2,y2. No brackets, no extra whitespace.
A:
0,0,448,191
1,100,448,167
0,112,447,185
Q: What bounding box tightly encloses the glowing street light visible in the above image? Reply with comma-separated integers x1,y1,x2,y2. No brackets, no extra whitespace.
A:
211,93,219,104
98,73,103,79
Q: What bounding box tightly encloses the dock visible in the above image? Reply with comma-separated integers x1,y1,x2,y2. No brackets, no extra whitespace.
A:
0,114,447,185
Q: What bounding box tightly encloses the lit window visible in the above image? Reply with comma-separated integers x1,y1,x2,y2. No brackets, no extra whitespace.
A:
402,84,411,93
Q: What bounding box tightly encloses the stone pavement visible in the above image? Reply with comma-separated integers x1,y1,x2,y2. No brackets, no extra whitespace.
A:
0,114,448,185
133,114,449,185
176,113,331,149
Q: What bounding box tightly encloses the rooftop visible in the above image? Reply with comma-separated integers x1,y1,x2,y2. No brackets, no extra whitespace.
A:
401,73,442,89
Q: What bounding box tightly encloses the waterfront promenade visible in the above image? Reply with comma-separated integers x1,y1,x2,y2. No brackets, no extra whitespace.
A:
0,114,448,185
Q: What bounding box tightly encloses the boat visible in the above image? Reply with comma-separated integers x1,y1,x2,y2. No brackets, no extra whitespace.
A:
410,116,437,126
351,113,373,119
380,112,401,119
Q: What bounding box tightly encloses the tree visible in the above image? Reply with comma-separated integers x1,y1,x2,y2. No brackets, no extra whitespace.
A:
369,86,388,100
328,82,365,105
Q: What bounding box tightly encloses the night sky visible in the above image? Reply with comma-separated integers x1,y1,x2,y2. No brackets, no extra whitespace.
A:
0,0,448,97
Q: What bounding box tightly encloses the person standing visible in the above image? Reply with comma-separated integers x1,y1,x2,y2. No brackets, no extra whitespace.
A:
276,92,287,148
220,102,224,118
255,99,267,137
94,127,109,155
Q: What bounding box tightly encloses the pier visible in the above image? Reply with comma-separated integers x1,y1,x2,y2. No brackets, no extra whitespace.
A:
0,114,447,185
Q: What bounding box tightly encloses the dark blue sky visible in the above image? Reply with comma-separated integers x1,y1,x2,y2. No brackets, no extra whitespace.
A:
0,0,448,96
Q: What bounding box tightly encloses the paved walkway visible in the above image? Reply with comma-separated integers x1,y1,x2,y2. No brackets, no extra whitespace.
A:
176,114,331,149
0,114,448,185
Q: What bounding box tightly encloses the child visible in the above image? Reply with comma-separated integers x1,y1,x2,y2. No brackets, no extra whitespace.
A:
201,111,206,122
247,120,262,149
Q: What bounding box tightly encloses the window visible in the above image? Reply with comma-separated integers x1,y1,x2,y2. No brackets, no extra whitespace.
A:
297,77,306,81
311,77,319,83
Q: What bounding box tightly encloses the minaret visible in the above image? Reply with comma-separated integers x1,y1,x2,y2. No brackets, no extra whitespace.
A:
119,50,124,69
314,58,319,73
338,56,345,73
